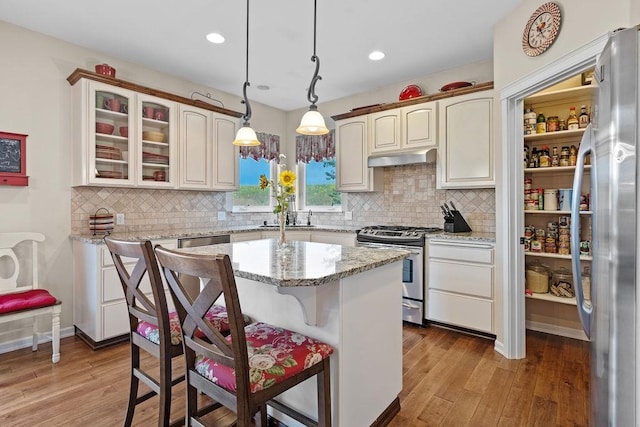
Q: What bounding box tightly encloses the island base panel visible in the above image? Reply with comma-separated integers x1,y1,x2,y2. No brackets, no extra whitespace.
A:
234,260,403,426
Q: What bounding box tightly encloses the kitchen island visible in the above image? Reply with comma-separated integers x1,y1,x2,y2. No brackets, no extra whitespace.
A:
172,238,408,427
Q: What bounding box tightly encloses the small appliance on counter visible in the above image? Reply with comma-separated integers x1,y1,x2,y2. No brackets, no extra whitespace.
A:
440,201,472,233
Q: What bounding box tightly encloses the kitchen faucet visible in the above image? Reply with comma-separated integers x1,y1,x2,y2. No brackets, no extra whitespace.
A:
307,209,312,226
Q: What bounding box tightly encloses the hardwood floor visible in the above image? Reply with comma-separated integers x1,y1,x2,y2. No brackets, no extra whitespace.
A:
0,325,590,426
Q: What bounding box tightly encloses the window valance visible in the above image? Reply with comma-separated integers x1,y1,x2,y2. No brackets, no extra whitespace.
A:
295,130,335,163
239,132,280,160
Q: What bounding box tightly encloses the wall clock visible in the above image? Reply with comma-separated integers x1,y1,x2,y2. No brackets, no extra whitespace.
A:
522,2,562,57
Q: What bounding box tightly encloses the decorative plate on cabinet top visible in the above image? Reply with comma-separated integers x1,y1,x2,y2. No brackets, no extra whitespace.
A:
398,85,423,101
440,81,473,92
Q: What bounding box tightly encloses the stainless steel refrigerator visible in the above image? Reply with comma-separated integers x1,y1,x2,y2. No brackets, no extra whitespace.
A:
571,25,638,426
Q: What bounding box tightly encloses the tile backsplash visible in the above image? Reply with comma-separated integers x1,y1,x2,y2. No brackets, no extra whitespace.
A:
71,163,495,235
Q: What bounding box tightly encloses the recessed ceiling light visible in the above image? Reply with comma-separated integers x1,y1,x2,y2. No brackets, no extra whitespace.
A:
206,33,225,44
256,85,270,91
369,51,385,61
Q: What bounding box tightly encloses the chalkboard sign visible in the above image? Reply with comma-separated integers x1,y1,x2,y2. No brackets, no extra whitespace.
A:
0,132,28,186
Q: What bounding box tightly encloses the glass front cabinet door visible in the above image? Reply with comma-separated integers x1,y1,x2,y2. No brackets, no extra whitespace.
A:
136,94,177,188
71,79,177,188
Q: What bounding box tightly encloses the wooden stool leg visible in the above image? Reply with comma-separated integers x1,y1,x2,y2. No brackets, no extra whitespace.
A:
159,354,172,426
317,358,331,427
51,307,61,363
124,346,141,427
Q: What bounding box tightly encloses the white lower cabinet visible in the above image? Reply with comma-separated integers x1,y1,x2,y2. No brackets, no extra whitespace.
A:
73,238,177,348
427,239,495,333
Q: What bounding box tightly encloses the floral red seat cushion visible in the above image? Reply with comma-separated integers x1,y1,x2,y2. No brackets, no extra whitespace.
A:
194,322,334,393
0,289,57,314
136,305,249,346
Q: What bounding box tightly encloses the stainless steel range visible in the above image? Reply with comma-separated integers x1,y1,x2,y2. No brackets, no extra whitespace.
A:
356,225,442,325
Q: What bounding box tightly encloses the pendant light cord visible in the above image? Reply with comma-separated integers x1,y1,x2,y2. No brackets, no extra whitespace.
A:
241,0,252,124
306,0,321,106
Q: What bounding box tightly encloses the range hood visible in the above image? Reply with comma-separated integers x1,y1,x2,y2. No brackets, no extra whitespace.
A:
367,147,437,168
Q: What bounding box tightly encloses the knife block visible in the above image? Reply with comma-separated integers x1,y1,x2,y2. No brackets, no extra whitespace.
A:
444,210,472,233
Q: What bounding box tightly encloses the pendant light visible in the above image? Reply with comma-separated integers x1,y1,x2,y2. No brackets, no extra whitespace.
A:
233,0,260,146
296,0,329,135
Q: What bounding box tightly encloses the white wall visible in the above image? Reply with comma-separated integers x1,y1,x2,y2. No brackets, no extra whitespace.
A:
0,20,286,340
492,0,633,350
493,0,632,91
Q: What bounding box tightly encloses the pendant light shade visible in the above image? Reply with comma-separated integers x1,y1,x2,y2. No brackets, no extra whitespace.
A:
296,105,328,135
297,0,329,136
233,0,260,146
233,124,259,146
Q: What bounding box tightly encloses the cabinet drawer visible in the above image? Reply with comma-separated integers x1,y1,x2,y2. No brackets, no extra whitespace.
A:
102,245,136,267
429,260,493,298
102,301,129,339
102,266,153,302
429,241,493,264
428,290,493,333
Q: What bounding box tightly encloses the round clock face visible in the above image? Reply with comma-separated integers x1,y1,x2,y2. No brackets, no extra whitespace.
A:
522,2,561,57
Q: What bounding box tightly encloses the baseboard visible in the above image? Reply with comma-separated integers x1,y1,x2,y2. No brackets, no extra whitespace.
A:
0,326,75,355
493,339,506,357
526,320,589,341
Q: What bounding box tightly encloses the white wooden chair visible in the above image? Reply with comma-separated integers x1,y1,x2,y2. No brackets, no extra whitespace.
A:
0,232,61,363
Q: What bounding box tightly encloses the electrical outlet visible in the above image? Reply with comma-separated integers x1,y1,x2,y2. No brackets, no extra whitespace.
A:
217,211,226,221
344,211,353,220
116,213,125,225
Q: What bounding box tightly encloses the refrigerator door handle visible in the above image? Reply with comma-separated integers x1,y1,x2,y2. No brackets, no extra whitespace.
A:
571,123,593,338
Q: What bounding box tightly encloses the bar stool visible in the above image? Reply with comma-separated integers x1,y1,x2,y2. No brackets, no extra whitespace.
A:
105,238,246,426
155,245,333,426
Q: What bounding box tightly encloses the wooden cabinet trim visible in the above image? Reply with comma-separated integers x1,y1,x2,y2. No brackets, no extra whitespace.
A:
67,68,242,118
331,81,493,121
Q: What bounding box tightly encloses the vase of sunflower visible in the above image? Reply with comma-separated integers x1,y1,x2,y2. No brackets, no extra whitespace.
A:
259,155,296,248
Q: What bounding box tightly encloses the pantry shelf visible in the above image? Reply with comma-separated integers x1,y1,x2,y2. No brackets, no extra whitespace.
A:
525,252,592,261
525,210,592,215
524,165,591,173
524,128,586,142
526,292,577,306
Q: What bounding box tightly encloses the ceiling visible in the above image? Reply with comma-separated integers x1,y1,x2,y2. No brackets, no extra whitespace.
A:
0,0,522,111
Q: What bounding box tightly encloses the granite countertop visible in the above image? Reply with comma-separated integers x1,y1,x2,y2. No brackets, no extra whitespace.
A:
171,239,409,287
70,224,358,244
427,231,495,243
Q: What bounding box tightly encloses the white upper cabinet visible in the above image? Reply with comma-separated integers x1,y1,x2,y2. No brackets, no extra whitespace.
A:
402,101,438,149
68,69,242,191
335,117,382,192
437,90,494,188
71,80,136,187
369,110,402,153
369,101,438,154
179,105,212,190
178,106,239,191
211,114,238,191
136,93,178,188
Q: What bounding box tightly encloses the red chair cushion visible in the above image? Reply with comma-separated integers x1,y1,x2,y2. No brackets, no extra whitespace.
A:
136,305,249,346
0,289,57,314
194,322,334,393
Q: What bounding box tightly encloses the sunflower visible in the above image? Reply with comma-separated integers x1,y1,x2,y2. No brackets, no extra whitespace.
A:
279,170,296,186
259,174,269,190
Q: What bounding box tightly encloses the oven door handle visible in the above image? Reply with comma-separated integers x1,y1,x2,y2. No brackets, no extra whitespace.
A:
402,301,422,309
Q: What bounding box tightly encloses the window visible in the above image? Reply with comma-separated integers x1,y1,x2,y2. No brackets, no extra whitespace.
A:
231,132,280,212
301,158,341,209
233,157,272,210
296,130,341,211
